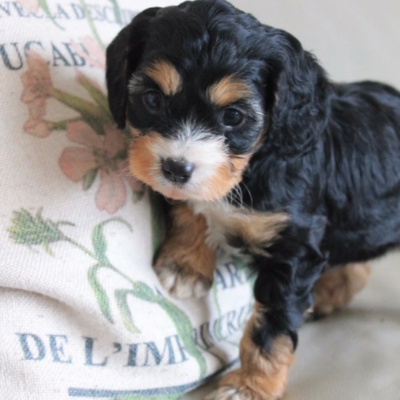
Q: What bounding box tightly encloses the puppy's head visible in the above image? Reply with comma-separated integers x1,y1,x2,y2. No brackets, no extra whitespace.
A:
106,0,329,202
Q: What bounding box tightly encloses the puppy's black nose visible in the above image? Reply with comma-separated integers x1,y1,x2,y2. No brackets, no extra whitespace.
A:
161,158,195,184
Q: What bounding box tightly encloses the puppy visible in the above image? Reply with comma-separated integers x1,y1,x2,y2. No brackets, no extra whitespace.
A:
106,0,400,398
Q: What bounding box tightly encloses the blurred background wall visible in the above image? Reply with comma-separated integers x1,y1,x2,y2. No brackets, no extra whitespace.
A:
230,0,400,87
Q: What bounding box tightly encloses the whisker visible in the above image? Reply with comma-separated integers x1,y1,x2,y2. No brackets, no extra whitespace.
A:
236,183,244,208
241,181,253,208
232,180,244,209
117,165,132,175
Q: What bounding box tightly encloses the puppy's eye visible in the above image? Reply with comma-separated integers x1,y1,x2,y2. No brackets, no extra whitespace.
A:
222,108,244,127
143,91,163,112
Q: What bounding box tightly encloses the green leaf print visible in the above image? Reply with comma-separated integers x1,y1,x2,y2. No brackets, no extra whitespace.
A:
8,208,67,249
79,0,105,51
211,284,223,341
50,88,108,135
38,0,64,30
82,168,98,191
91,218,132,262
92,226,108,262
115,289,141,334
108,0,123,25
157,298,207,379
77,73,112,118
130,282,158,303
8,209,209,382
88,265,114,323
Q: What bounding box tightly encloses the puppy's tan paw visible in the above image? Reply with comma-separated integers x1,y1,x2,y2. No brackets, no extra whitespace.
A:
313,262,371,318
153,260,212,299
205,386,279,400
206,367,286,400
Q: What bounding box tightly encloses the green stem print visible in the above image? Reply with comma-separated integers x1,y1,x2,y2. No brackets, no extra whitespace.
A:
108,0,123,25
21,0,116,49
38,0,64,30
76,73,112,118
50,87,110,135
7,209,206,380
8,207,255,400
48,118,82,131
79,0,106,50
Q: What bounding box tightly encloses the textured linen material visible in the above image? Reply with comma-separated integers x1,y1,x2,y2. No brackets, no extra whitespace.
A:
0,1,253,399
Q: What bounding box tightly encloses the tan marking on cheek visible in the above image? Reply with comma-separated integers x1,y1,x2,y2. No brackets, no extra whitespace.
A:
206,164,240,200
208,123,267,200
129,126,142,138
145,60,182,96
207,75,252,107
230,155,250,173
128,132,161,187
219,303,294,399
204,155,250,201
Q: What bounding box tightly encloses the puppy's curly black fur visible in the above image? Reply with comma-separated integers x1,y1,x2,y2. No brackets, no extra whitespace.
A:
106,1,400,398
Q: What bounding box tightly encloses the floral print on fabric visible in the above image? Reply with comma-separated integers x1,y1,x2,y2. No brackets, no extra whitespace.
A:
20,50,143,214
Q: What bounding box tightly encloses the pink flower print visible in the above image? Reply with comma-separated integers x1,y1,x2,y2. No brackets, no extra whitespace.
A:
96,169,128,213
16,0,40,13
23,98,51,138
59,121,132,214
21,51,52,104
118,160,143,192
24,118,50,138
21,51,53,137
71,36,106,70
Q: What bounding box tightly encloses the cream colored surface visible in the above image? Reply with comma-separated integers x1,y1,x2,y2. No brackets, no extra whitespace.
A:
184,1,400,399
0,1,254,398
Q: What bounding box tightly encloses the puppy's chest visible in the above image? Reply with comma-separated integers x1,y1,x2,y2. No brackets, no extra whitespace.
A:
189,201,288,256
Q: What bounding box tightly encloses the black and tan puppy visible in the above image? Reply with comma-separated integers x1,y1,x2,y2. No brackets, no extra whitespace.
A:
106,0,399,398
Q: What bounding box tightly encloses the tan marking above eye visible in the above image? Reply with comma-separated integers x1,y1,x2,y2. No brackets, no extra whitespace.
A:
144,60,182,96
207,75,252,107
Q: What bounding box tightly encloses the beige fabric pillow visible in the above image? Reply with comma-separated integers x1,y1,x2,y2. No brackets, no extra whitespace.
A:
0,1,253,398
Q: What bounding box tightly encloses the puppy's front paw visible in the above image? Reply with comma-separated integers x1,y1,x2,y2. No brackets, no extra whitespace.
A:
206,386,270,400
206,385,280,400
153,259,212,299
206,367,287,400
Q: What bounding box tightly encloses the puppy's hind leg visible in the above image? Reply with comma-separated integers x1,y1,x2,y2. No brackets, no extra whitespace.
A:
312,263,371,319
209,257,306,400
153,203,216,299
208,220,328,400
210,303,295,400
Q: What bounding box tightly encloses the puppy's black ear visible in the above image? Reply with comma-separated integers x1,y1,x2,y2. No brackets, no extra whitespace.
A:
106,8,160,129
265,29,331,157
